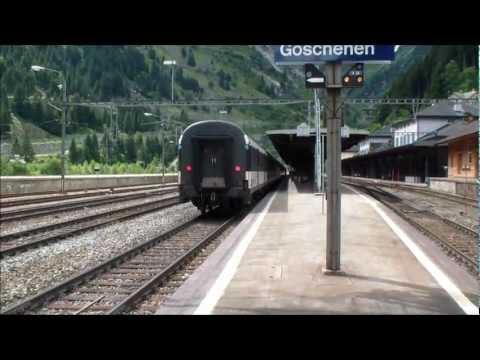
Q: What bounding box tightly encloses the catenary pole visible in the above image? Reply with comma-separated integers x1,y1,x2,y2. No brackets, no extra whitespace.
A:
325,62,343,272
60,72,67,193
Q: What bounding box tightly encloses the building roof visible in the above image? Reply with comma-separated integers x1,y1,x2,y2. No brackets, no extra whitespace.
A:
390,101,477,129
343,118,478,164
436,119,478,144
415,119,478,146
344,144,359,153
371,141,394,153
415,101,466,118
460,103,479,117
369,125,393,137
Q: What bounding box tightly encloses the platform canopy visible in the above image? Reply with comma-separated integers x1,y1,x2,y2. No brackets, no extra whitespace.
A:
266,127,368,176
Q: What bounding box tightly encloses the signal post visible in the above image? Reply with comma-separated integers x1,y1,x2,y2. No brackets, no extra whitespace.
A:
324,62,343,272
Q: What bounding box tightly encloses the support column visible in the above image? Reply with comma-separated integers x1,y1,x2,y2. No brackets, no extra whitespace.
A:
324,62,343,273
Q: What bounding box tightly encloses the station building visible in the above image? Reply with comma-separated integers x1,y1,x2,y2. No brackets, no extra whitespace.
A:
342,101,478,198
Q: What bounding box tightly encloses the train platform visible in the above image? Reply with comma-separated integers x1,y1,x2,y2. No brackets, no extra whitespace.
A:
157,178,478,315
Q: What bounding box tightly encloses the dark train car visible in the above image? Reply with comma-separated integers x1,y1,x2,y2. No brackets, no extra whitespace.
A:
178,120,284,212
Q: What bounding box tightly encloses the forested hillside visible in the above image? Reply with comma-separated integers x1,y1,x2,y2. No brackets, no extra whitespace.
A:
0,46,308,140
372,45,478,130
1,44,475,173
0,45,310,174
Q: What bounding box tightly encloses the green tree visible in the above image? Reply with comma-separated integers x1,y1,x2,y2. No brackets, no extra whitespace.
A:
91,134,100,162
83,134,93,162
125,135,136,163
100,126,111,163
11,136,22,156
112,137,124,163
459,67,477,92
0,92,12,136
187,49,196,67
178,109,189,124
22,130,35,162
148,48,156,61
134,133,145,163
69,138,81,164
181,47,187,59
443,60,462,96
13,86,27,117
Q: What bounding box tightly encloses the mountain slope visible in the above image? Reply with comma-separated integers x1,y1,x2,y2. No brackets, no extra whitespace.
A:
0,44,441,147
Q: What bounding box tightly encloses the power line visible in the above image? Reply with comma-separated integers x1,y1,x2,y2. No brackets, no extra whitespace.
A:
50,97,478,109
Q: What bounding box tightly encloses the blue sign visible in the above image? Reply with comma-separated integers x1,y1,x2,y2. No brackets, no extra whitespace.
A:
274,45,395,65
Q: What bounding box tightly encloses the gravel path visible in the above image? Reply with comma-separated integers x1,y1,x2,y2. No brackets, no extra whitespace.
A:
0,192,178,236
0,202,199,310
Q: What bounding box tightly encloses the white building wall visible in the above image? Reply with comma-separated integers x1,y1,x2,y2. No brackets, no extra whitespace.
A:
358,137,390,154
358,140,370,155
394,121,417,147
393,118,452,147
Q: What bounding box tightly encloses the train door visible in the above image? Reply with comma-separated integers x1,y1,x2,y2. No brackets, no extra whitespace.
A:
198,139,232,190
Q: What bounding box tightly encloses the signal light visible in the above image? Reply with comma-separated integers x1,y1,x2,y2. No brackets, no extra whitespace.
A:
234,165,241,172
342,63,365,88
186,164,192,172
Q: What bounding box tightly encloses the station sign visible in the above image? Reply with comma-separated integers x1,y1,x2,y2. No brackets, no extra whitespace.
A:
341,126,350,138
274,45,395,65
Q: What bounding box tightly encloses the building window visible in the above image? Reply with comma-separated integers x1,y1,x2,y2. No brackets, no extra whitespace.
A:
457,153,462,174
464,151,472,170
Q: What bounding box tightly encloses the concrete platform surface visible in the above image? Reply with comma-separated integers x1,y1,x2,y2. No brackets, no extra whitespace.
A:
158,178,478,315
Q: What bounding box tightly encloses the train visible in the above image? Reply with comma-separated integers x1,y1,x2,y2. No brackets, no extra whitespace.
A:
178,120,285,213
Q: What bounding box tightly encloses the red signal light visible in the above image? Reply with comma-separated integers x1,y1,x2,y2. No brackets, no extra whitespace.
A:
186,164,192,172
234,165,241,172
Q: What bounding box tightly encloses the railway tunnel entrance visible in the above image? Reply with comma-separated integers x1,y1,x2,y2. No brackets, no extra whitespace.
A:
266,127,368,185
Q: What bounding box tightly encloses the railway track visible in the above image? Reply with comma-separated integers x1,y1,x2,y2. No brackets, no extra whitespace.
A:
1,213,236,315
350,183,478,275
342,178,477,208
0,196,181,258
0,187,178,222
0,183,178,208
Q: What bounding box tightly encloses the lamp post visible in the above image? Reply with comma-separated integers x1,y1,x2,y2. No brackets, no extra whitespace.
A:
31,65,67,193
163,60,176,103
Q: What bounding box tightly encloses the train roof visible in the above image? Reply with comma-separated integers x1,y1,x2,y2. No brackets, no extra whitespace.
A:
180,120,274,158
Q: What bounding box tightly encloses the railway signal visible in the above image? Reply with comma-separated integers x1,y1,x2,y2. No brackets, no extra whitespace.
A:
342,63,364,87
305,64,326,88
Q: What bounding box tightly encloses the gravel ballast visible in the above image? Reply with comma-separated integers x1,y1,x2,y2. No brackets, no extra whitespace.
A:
383,187,479,232
0,192,178,236
0,202,199,309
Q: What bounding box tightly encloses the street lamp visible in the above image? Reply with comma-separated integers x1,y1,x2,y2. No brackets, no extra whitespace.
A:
31,64,67,193
163,60,176,103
